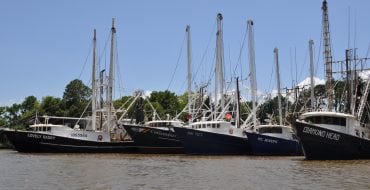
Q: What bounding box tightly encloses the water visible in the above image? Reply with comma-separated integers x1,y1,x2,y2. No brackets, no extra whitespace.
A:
0,149,369,190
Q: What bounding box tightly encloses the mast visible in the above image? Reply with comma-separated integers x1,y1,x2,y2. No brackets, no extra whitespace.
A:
322,0,334,111
345,49,351,113
107,18,116,131
91,29,97,131
186,25,192,121
309,40,315,110
274,48,283,126
247,20,257,127
215,13,225,111
236,77,241,128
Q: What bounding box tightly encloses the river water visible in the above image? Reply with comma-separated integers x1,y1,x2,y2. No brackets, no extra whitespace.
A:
0,149,369,190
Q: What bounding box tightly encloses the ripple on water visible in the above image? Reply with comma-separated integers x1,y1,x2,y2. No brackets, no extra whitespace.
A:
1,150,370,190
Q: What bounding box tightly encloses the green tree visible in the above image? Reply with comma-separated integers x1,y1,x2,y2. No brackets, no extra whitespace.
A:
149,90,180,118
40,96,65,117
18,96,39,127
63,79,91,117
4,103,22,129
114,95,136,120
257,96,290,124
144,101,164,120
0,106,7,127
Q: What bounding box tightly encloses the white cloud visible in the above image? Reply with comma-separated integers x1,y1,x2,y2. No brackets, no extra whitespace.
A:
359,71,370,80
297,77,325,89
144,90,152,98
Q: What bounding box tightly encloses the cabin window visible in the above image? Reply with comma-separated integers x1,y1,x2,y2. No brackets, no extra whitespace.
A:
258,127,282,134
212,124,215,128
217,124,220,128
306,116,346,126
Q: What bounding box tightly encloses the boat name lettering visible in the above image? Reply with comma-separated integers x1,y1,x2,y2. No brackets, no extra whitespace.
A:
27,133,42,139
303,126,340,141
71,133,88,138
42,135,55,140
257,137,278,144
150,130,176,138
27,133,55,140
186,131,203,137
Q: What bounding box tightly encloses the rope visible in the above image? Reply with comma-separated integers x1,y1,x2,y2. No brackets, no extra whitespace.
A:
114,38,124,98
167,33,186,91
193,21,217,86
231,27,247,81
78,41,93,79
297,45,309,84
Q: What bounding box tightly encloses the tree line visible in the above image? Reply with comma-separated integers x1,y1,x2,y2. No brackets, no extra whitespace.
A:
1,78,369,130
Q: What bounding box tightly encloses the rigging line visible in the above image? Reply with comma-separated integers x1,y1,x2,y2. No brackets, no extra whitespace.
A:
295,47,297,86
78,40,93,80
297,46,309,84
114,39,124,98
207,47,217,86
98,31,112,71
166,32,186,91
315,28,323,78
179,21,217,94
192,20,217,86
232,27,247,80
360,42,370,71
266,58,274,95
74,98,92,127
365,42,370,59
229,46,232,79
290,47,294,86
347,6,351,50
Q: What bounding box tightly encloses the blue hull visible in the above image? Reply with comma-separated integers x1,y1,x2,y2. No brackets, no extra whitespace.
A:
294,121,370,160
245,132,302,156
123,124,184,154
173,127,250,155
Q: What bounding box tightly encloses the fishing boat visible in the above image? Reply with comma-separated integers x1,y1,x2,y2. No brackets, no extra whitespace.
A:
244,46,301,156
3,19,138,153
245,124,301,156
174,118,249,155
123,119,184,154
122,25,197,154
293,0,370,160
173,14,250,155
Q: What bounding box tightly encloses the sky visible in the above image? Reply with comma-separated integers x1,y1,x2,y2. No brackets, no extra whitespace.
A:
1,0,370,106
